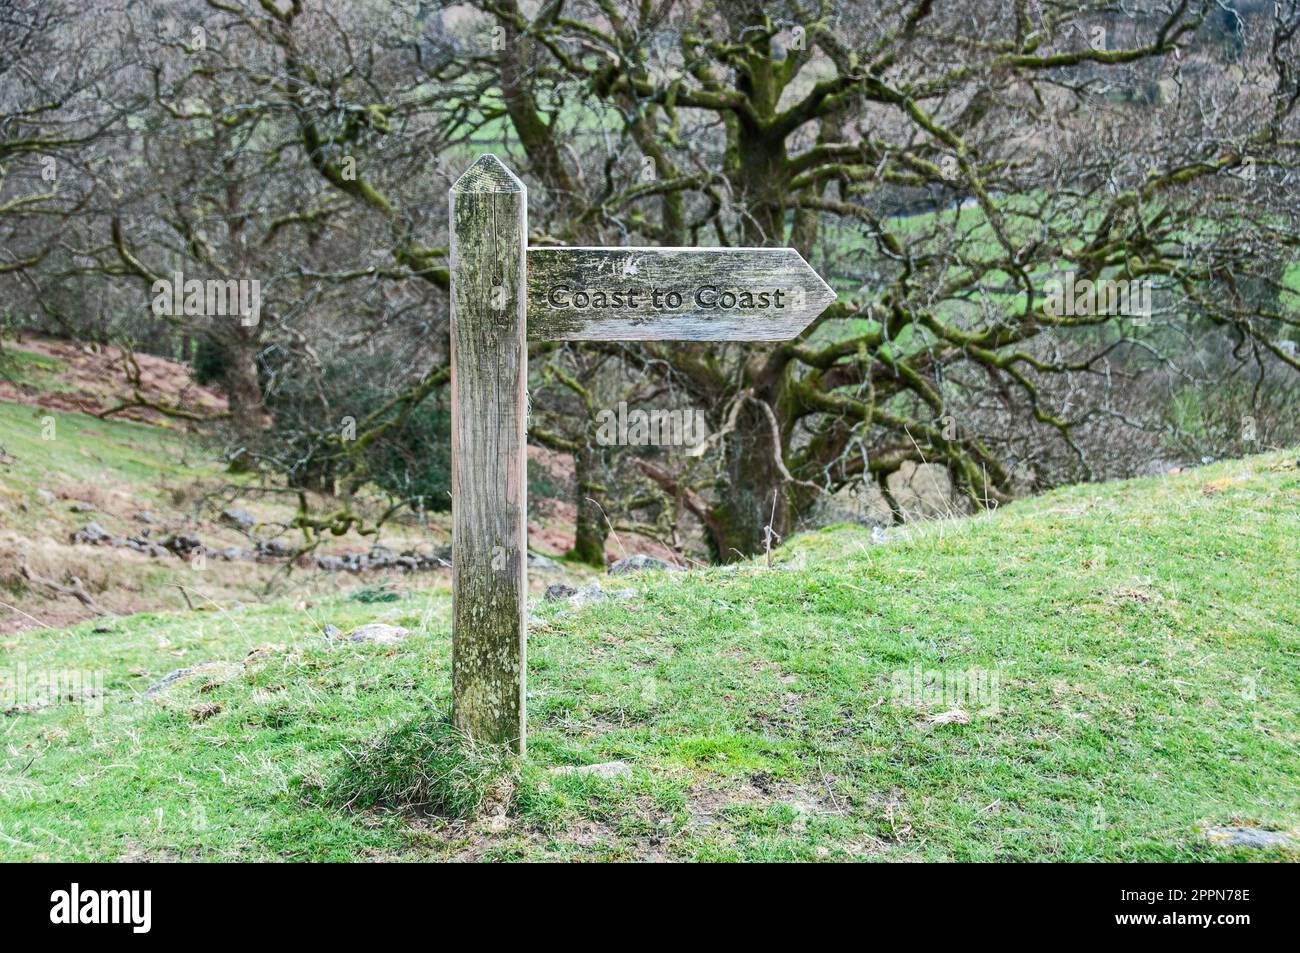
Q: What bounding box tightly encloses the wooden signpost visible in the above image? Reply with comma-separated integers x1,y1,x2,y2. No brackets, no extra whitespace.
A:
450,155,835,754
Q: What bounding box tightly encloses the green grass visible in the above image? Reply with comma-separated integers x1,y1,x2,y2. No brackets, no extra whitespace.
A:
0,398,200,490
1,450,1297,861
0,348,70,393
327,715,514,819
0,399,213,535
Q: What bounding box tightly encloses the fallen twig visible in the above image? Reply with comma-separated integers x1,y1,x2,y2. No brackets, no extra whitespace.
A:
19,555,109,615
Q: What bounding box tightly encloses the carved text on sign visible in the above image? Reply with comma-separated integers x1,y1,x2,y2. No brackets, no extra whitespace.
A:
544,285,800,312
527,246,835,342
449,156,837,752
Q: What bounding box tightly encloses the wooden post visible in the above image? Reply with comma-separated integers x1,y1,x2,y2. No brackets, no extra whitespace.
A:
447,154,835,753
450,155,528,754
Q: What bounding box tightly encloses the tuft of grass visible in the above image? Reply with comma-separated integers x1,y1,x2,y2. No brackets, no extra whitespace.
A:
1,347,63,387
348,586,402,604
327,713,515,819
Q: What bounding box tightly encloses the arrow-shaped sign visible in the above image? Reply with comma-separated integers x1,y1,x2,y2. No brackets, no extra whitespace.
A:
527,246,836,341
448,155,840,754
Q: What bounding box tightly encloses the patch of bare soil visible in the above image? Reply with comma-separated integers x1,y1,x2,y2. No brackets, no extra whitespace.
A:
687,773,846,831
395,807,674,862
0,338,685,632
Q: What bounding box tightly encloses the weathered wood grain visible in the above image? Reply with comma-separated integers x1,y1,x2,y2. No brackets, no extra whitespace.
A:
526,246,836,341
450,154,528,755
447,157,839,755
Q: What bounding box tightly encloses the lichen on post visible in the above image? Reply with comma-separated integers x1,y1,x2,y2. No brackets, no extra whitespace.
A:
449,154,528,755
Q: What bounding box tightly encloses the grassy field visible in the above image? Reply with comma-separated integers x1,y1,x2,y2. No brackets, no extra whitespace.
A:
0,348,74,394
0,349,622,635
0,398,310,631
1,444,1296,861
0,398,207,535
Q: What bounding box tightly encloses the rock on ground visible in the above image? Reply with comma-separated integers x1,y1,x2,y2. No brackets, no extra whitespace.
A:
886,461,968,521
1204,826,1295,849
71,522,112,545
343,623,410,644
313,546,450,573
254,538,295,558
143,661,243,701
549,761,632,780
609,554,680,575
543,582,636,609
120,535,169,558
66,521,463,575
160,533,203,557
801,479,895,531
573,582,635,607
544,583,577,601
527,551,564,572
220,507,257,529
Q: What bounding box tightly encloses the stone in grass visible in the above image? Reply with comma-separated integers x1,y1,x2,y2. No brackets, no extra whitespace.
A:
542,581,634,608
220,507,257,530
1204,826,1295,849
544,582,577,601
572,583,635,608
527,551,564,573
608,554,681,575
549,761,632,780
71,522,112,545
801,478,894,531
143,661,243,702
887,460,967,521
255,538,295,558
345,623,410,644
160,533,203,557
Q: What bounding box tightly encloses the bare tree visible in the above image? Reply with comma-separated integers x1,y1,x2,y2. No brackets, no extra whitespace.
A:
7,0,1297,565
476,0,1299,559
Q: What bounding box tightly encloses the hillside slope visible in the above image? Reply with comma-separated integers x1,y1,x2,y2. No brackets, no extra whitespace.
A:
0,336,226,424
0,338,669,633
0,450,1297,861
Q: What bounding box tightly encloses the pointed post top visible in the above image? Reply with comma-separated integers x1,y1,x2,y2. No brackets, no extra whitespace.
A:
451,153,525,194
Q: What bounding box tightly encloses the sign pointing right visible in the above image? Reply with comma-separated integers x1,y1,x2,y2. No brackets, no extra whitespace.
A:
449,155,840,752
526,246,836,342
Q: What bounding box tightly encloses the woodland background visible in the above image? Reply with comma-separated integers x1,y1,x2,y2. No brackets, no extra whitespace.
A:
3,0,1298,566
